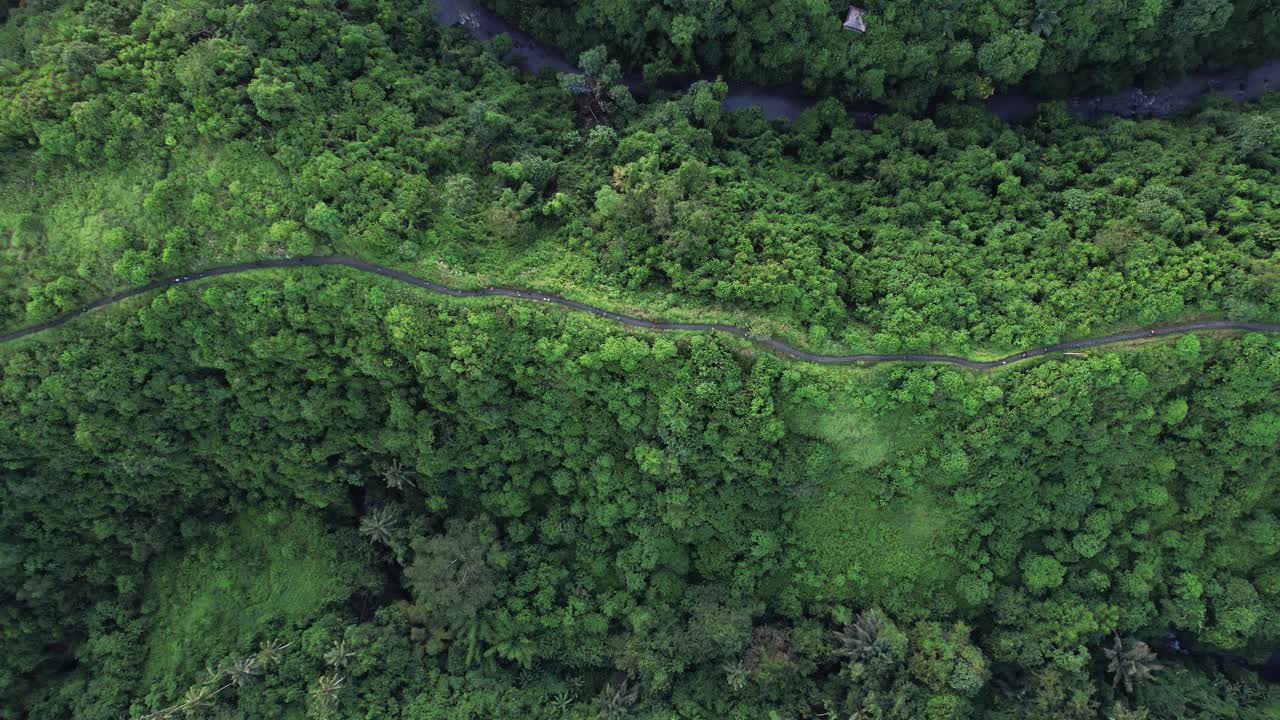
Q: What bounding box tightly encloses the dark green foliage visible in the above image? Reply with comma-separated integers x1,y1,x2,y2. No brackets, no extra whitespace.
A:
559,45,635,124
405,517,505,634
0,1,1278,719
484,0,1280,110
0,271,1276,718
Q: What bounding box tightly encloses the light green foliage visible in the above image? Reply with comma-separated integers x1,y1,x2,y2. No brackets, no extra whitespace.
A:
978,30,1045,85
792,464,958,613
1232,114,1280,160
139,511,376,689
908,622,988,696
1,1,1279,719
1024,554,1067,592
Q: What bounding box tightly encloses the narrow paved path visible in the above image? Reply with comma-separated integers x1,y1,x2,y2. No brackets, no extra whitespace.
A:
1,256,1277,369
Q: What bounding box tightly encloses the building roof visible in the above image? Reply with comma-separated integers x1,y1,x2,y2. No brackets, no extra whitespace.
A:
844,6,867,33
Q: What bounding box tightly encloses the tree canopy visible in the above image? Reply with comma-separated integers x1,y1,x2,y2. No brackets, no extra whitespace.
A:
0,1,1277,718
484,0,1280,111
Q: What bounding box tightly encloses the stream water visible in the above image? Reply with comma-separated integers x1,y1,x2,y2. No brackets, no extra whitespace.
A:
1161,631,1280,683
432,0,1279,124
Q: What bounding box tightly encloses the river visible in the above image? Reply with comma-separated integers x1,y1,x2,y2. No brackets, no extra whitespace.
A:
431,0,1279,124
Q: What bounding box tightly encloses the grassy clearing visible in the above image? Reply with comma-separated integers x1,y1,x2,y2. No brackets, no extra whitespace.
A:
0,157,156,320
139,509,375,689
792,468,959,617
786,400,960,617
787,405,892,470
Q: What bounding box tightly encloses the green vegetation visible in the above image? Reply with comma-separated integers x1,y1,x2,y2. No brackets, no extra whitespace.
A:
484,0,1280,110
3,269,1278,718
139,510,378,692
2,0,1279,356
1,1,1278,719
793,468,958,612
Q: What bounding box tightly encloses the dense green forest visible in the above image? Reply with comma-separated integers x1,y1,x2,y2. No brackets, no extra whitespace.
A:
5,270,1280,718
2,0,1279,356
483,0,1280,110
1,0,1279,718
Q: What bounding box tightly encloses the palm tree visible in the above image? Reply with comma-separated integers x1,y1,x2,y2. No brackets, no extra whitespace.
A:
256,638,290,665
834,611,889,663
594,678,639,719
549,689,575,715
1031,10,1059,36
359,505,398,545
1109,703,1151,720
381,460,416,490
204,661,225,684
179,684,215,714
226,655,259,687
722,658,749,691
139,637,296,720
324,639,354,669
310,674,345,719
1104,635,1162,693
315,673,344,696
485,632,536,669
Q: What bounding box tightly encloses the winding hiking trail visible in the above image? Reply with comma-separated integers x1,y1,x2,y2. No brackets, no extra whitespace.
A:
2,256,1278,369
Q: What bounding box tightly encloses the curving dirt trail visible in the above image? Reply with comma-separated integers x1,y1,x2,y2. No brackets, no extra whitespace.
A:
1,256,1277,369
